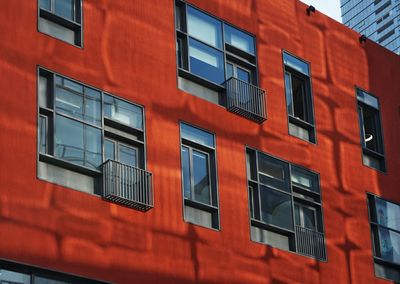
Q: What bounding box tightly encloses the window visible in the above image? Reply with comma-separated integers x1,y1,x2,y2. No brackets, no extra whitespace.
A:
0,259,105,284
37,68,152,210
283,51,316,143
367,194,400,282
38,0,82,46
175,1,266,122
246,148,326,260
356,88,386,172
180,123,219,230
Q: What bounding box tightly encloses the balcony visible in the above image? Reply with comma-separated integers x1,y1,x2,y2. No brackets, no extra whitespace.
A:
295,225,326,260
225,77,267,123
102,160,153,211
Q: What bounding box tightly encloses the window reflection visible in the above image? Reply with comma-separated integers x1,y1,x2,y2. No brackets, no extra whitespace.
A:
224,24,255,54
104,94,143,129
55,115,101,169
55,0,74,21
187,6,222,48
193,150,210,204
260,186,293,230
189,38,225,85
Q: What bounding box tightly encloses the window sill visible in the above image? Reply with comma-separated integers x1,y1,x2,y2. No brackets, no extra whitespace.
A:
39,153,102,177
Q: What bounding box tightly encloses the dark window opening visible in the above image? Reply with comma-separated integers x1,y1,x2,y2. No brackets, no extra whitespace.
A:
356,88,385,172
283,51,316,143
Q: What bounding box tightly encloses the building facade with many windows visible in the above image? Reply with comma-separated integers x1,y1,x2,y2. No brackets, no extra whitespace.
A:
341,0,400,55
0,0,400,283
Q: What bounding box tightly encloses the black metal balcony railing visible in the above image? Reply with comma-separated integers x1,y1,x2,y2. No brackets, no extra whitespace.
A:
295,225,326,260
225,77,267,123
102,160,153,211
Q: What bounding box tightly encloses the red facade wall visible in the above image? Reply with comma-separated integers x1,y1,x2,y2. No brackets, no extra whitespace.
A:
0,0,399,283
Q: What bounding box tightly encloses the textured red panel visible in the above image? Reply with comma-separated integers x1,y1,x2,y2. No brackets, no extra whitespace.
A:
0,0,399,283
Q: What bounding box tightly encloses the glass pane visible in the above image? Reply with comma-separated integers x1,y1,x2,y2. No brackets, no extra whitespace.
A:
119,144,137,167
378,227,400,264
62,77,83,94
376,198,400,231
104,95,143,129
0,269,30,283
187,6,222,48
104,139,115,162
258,153,285,181
39,116,47,154
260,186,293,230
181,147,191,199
189,38,225,85
181,123,214,147
55,0,74,21
55,115,84,166
224,24,255,54
303,207,316,230
193,150,211,204
85,125,102,169
283,52,310,76
38,75,48,108
291,167,318,192
84,87,101,126
285,72,293,116
40,0,51,10
226,63,233,79
55,86,84,120
237,67,250,83
357,89,379,109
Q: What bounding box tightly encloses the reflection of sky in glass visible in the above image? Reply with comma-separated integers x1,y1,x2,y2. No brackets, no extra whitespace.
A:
181,123,214,147
224,24,255,54
187,6,222,48
104,94,143,129
189,38,225,85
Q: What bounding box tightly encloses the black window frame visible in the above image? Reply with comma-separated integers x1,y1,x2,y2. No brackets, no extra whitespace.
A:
282,50,316,143
0,259,109,284
180,122,220,230
37,0,83,47
367,193,400,283
37,66,148,195
174,0,260,97
246,147,326,261
356,87,386,172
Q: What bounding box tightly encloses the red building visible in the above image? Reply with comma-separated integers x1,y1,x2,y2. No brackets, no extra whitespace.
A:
0,0,399,283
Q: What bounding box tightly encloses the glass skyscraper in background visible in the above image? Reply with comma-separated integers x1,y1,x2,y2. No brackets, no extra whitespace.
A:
341,0,400,54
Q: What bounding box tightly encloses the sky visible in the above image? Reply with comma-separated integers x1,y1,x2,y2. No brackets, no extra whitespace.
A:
299,0,342,23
